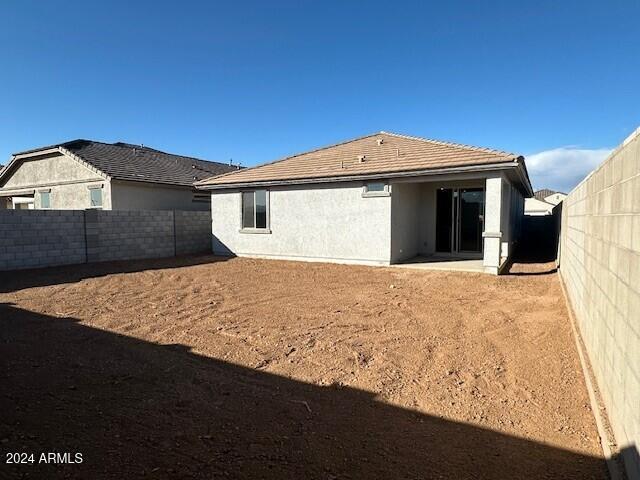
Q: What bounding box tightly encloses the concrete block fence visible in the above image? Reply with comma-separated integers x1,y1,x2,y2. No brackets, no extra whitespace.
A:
559,126,640,480
0,209,212,271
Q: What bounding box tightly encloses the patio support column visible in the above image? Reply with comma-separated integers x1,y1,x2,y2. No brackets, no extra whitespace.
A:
483,176,503,274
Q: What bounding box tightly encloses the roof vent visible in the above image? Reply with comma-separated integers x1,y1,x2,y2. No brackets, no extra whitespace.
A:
377,138,384,146
358,154,366,163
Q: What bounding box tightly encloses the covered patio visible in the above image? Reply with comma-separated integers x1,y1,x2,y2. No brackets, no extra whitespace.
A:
389,171,525,274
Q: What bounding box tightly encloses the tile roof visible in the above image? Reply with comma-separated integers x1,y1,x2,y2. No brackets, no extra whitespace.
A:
11,140,240,187
534,189,565,201
197,132,523,188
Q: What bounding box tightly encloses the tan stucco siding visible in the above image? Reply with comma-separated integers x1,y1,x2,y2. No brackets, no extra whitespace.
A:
1,153,103,188
110,181,209,211
33,181,112,210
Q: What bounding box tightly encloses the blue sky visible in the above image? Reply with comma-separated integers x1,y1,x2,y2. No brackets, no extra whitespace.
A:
1,1,638,192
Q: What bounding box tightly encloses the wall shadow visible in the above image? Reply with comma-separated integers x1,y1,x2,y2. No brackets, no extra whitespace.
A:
0,254,231,294
0,302,609,479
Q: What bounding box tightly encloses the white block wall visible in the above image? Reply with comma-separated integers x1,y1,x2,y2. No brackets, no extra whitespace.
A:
559,127,640,479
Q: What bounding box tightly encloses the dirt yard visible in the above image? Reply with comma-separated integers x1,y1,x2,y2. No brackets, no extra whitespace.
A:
1,256,606,479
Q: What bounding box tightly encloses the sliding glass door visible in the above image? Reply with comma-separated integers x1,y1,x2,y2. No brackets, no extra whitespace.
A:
435,187,485,255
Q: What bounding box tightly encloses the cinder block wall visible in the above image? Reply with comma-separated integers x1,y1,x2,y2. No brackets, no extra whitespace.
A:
0,210,86,270
175,211,212,256
0,210,212,271
85,210,175,263
559,127,640,479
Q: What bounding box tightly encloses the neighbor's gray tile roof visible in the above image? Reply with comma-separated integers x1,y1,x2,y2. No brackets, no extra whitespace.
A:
13,140,240,187
197,131,522,188
534,189,565,201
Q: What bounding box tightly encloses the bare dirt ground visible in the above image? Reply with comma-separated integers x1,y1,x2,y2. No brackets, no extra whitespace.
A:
1,256,607,479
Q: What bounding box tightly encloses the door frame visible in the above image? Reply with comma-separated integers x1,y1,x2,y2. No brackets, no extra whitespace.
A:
435,186,485,258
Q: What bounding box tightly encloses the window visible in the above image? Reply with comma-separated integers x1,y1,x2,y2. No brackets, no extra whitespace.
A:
241,190,269,231
366,182,386,192
362,182,390,197
40,191,51,209
192,193,210,203
89,187,103,208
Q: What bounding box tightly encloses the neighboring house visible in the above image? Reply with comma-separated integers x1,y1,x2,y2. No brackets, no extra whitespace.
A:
524,189,567,216
196,132,534,274
0,140,239,211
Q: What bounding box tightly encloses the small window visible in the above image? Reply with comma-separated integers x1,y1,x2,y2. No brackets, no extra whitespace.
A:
192,193,210,203
362,182,390,197
89,187,103,208
40,191,51,209
366,182,386,192
241,190,269,230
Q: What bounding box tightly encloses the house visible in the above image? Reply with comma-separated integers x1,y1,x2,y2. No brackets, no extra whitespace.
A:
524,189,567,216
196,132,534,274
0,140,239,211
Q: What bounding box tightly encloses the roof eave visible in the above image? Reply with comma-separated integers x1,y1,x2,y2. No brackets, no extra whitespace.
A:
196,160,524,191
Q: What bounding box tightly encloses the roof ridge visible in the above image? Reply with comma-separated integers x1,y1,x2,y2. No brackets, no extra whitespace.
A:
102,141,233,167
15,138,232,169
196,132,381,184
379,131,518,158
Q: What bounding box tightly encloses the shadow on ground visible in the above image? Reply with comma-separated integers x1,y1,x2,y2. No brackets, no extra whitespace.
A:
0,254,230,294
0,303,608,479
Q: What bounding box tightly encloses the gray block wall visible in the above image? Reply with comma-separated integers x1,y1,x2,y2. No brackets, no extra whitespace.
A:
0,210,86,271
0,209,212,271
175,211,212,256
559,126,640,479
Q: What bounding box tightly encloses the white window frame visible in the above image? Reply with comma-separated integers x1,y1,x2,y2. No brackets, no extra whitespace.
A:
88,185,103,209
362,181,391,198
38,189,51,209
239,189,271,234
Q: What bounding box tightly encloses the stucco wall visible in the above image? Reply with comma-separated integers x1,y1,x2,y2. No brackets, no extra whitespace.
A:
110,181,209,211
38,181,112,210
390,183,421,263
0,153,112,209
0,153,207,211
500,178,524,260
390,180,487,263
210,183,392,265
1,153,101,187
559,127,640,479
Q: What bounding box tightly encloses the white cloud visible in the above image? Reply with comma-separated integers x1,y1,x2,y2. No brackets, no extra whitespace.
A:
525,146,612,193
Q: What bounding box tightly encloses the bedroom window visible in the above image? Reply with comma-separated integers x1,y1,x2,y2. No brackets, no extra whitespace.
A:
40,191,51,209
89,187,103,208
241,189,269,231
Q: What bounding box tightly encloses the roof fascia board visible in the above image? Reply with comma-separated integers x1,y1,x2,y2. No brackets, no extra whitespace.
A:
12,147,61,159
197,161,520,191
514,159,534,197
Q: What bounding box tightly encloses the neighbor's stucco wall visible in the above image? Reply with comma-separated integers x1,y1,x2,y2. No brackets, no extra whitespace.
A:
1,153,101,187
525,197,554,216
37,181,112,210
210,183,392,265
110,180,209,211
559,127,640,480
0,152,112,209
